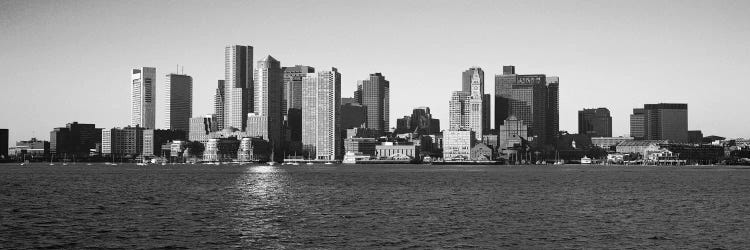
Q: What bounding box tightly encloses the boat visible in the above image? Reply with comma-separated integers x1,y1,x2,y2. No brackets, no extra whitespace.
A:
306,162,314,165
581,156,592,164
324,162,333,165
267,161,276,166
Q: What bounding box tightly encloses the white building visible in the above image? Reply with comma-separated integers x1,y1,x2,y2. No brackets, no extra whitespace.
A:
302,68,341,160
189,115,217,144
443,130,475,161
131,67,156,129
224,45,253,130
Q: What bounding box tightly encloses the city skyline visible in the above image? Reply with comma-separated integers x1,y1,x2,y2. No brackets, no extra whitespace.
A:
2,0,750,143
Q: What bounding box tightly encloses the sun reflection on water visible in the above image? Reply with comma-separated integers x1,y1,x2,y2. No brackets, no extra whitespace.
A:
232,165,291,247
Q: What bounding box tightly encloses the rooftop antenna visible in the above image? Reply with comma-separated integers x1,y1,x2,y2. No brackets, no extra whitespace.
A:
181,66,184,75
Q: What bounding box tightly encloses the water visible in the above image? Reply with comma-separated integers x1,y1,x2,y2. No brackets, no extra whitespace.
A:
1,164,749,249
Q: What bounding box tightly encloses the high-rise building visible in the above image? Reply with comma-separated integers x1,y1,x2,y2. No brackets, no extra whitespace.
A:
630,108,646,140
341,102,367,130
189,115,217,143
450,68,489,140
578,108,612,137
630,103,688,142
0,129,7,160
163,73,193,132
302,68,342,160
282,65,315,144
358,73,389,135
131,67,156,129
224,45,253,130
49,122,102,159
252,55,284,157
494,65,558,145
396,107,440,135
214,80,225,130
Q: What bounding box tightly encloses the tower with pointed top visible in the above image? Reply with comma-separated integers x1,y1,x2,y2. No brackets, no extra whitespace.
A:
249,55,284,160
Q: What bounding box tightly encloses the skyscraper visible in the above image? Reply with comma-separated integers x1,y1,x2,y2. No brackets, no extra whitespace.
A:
131,67,156,129
578,108,612,137
163,73,193,132
302,68,341,160
224,45,253,130
450,68,488,140
359,73,389,135
282,65,315,144
251,55,284,157
630,108,646,140
494,66,559,145
214,80,225,130
0,129,7,160
630,103,688,142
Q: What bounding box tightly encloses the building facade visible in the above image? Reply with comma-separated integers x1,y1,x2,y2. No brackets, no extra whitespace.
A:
443,130,475,161
630,103,688,142
375,142,419,160
0,129,7,160
497,116,528,150
101,126,154,159
131,67,156,129
283,65,315,143
224,45,253,130
50,122,101,159
252,55,284,157
214,80,225,130
302,68,342,160
494,66,558,145
358,73,389,135
591,136,634,149
163,73,193,132
344,137,378,157
189,115,217,143
578,108,612,137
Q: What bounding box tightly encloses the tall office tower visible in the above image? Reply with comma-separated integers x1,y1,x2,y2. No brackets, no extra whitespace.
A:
189,115,216,143
494,65,558,145
359,73,389,135
449,91,471,130
630,103,688,142
546,76,559,143
630,108,646,140
354,84,363,104
578,108,612,137
282,65,314,142
0,129,7,160
214,80,225,130
224,45,253,130
131,67,156,129
163,73,193,132
252,55,284,156
450,68,488,140
341,101,367,130
410,107,440,135
302,68,342,160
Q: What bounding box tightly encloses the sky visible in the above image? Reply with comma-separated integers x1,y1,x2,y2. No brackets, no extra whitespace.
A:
1,0,749,143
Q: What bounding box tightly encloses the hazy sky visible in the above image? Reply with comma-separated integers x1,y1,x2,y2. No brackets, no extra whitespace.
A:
1,0,749,143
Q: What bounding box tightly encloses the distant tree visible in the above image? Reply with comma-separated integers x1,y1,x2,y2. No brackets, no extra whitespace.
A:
187,141,205,157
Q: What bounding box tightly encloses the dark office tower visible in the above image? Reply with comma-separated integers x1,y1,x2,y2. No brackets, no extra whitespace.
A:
630,103,688,142
495,66,558,145
282,65,315,115
0,129,7,160
224,45,253,131
688,130,703,144
546,77,559,143
341,97,357,105
164,73,193,133
630,108,646,140
578,108,612,137
410,107,440,135
354,84,363,104
645,103,688,142
395,116,411,134
341,102,367,130
252,55,284,157
214,80,225,130
49,122,101,159
359,73,389,135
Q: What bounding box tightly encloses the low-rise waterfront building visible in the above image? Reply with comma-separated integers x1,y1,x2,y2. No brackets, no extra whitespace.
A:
443,130,475,161
375,142,419,160
591,136,634,149
237,137,269,162
470,143,493,161
344,137,378,157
